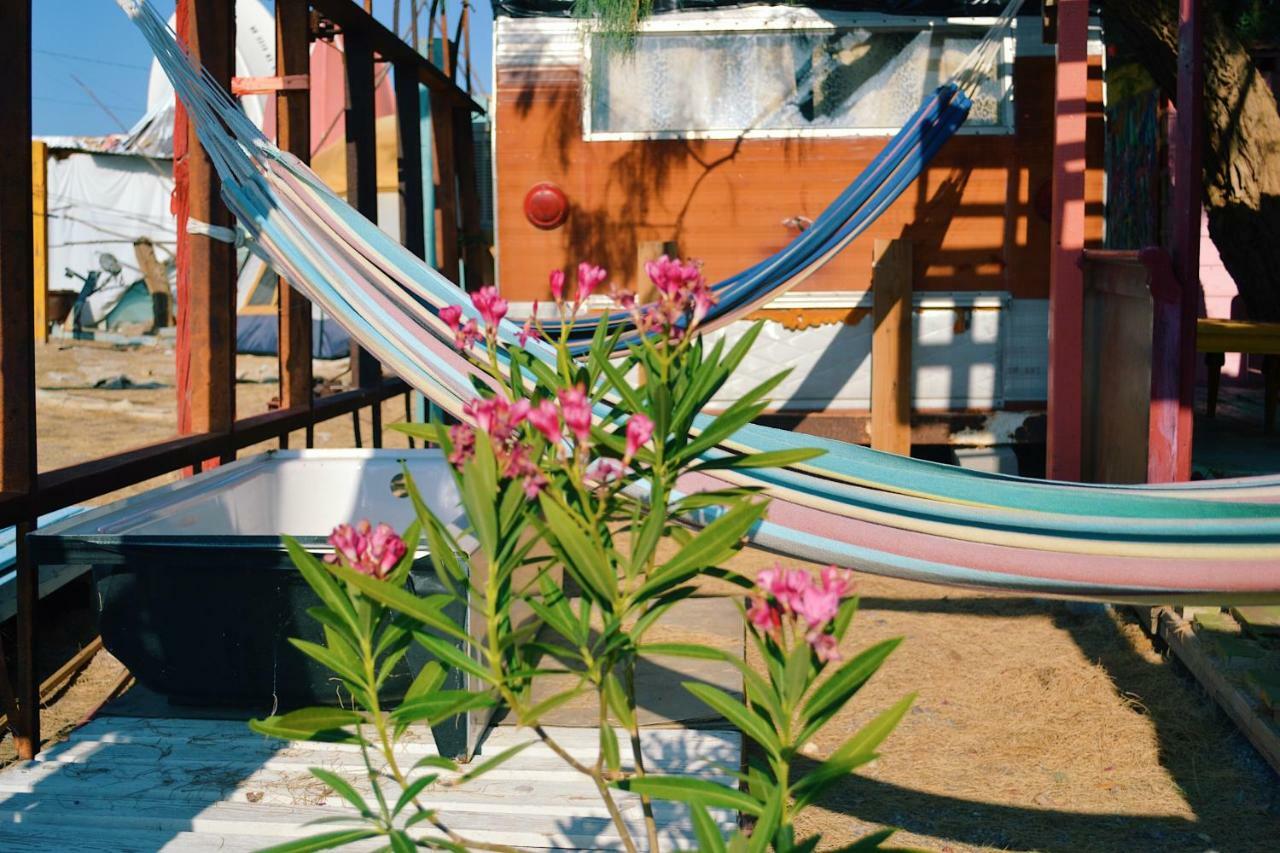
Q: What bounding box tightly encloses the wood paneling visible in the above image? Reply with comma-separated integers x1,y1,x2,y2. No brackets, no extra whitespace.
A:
493,56,1105,303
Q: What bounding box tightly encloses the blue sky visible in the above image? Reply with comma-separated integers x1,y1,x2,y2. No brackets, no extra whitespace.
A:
33,1,493,137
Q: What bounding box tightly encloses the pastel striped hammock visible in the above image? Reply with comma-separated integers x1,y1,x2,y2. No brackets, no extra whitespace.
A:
122,0,1280,604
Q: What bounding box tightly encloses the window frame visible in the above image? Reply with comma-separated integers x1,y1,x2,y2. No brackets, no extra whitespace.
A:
580,15,1017,141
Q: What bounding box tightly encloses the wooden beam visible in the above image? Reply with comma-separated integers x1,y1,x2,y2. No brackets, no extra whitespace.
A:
175,0,237,467
1169,0,1203,481
871,239,912,457
394,61,427,260
343,21,384,403
30,142,47,344
276,0,313,415
452,105,489,290
308,0,483,114
0,0,38,759
1046,0,1089,482
430,92,461,284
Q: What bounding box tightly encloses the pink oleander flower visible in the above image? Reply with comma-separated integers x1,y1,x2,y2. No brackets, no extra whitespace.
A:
528,398,561,443
794,583,841,630
820,565,856,598
448,424,475,467
756,564,811,614
585,457,625,487
503,444,548,498
549,268,566,303
752,563,855,660
747,596,782,635
455,319,481,350
624,414,654,463
645,255,703,298
611,288,636,311
325,520,406,580
517,302,542,348
558,386,592,445
470,286,508,328
690,283,717,327
464,394,530,445
439,304,463,331
576,262,608,304
808,631,841,663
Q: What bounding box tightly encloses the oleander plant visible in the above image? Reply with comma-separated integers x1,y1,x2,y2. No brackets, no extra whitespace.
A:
252,258,915,852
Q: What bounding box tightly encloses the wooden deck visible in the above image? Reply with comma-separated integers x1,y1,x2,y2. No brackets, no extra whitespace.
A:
0,717,741,850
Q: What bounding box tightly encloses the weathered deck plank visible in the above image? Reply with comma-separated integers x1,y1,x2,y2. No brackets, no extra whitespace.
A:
0,719,740,850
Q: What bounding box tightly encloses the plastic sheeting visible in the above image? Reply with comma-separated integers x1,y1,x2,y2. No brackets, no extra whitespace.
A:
44,149,175,296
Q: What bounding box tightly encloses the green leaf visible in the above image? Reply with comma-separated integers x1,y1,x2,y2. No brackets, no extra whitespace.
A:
393,774,437,817
689,803,728,853
600,724,621,773
747,786,782,853
602,672,636,730
389,422,449,443
682,682,780,757
638,501,765,600
388,829,416,853
255,829,379,853
691,447,826,473
310,767,373,817
523,683,588,726
288,638,366,687
615,776,761,816
800,638,902,737
285,537,357,627
324,561,470,645
404,660,447,704
391,691,497,726
249,707,362,740
640,642,783,728
793,694,916,810
461,432,500,556
413,630,491,684
783,638,813,710
459,740,536,783
540,495,617,601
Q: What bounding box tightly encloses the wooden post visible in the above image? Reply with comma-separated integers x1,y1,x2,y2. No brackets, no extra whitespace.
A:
276,0,313,415
31,141,47,344
1169,0,1203,481
0,0,38,758
453,106,489,290
394,61,427,260
430,92,461,284
1046,0,1089,482
871,239,912,456
343,22,384,411
175,0,236,467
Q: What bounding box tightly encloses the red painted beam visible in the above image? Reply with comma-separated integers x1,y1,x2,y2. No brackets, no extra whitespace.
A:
174,0,237,470
1169,0,1204,481
1046,0,1089,482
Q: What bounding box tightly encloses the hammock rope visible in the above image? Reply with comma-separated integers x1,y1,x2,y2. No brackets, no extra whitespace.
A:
118,0,1280,604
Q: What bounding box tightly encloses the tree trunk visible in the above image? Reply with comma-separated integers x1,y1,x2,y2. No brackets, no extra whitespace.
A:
1107,0,1280,320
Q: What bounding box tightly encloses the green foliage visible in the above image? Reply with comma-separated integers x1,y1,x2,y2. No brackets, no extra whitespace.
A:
266,272,914,850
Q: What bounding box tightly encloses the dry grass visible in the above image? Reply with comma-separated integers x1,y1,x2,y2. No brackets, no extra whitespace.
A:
726,548,1279,852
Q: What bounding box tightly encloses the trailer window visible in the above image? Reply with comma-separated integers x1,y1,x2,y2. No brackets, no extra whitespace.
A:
586,27,1009,139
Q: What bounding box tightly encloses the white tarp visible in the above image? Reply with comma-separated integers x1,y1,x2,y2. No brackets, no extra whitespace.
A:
45,149,175,294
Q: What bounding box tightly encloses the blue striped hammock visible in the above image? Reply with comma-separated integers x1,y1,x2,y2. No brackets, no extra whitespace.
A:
120,0,1280,604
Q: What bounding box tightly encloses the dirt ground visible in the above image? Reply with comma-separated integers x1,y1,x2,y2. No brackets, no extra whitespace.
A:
11,340,1280,850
